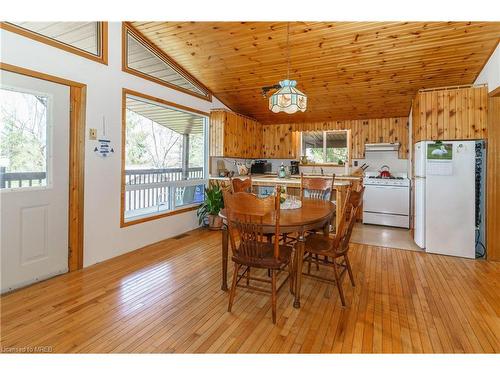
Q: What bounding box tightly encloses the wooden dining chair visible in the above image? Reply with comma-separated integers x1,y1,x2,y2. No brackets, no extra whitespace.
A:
230,175,252,193
299,173,336,266
301,186,365,306
300,173,335,201
222,188,294,324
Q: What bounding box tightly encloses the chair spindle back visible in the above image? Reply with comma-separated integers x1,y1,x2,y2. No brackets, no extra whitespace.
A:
335,186,365,255
223,189,281,261
300,173,335,201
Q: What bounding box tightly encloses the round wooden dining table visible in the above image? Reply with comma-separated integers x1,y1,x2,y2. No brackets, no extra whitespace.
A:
219,198,335,309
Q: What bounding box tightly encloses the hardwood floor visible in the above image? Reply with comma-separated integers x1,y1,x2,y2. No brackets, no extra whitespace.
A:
1,228,499,353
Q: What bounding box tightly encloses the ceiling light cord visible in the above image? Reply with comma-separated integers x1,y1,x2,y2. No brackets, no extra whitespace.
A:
286,22,290,80
267,21,307,114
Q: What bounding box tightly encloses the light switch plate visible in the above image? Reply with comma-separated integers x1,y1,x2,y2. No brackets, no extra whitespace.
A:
89,128,97,140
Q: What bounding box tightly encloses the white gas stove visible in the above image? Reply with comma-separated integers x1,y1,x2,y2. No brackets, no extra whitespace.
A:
363,175,410,187
362,173,410,228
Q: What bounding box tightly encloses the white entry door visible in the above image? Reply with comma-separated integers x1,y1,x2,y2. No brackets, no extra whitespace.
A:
1,71,70,293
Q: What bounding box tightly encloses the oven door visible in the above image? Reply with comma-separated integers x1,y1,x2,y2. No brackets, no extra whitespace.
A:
363,184,409,215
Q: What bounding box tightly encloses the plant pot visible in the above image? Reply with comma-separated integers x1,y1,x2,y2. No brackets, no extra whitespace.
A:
207,214,223,230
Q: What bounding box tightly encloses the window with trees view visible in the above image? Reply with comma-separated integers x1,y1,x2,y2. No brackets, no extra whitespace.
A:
122,91,207,224
301,130,348,165
0,87,49,189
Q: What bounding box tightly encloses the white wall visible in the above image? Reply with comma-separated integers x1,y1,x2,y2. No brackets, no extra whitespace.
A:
0,22,228,267
474,42,500,92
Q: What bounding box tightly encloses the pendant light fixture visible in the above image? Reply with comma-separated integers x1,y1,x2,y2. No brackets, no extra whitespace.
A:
268,22,307,114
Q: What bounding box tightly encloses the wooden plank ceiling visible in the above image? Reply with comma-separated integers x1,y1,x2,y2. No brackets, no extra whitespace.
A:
130,22,500,124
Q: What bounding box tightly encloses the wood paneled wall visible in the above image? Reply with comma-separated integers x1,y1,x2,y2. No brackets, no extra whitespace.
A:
281,117,409,159
209,109,262,158
209,110,225,157
211,109,409,160
487,95,500,261
262,124,298,159
412,86,488,143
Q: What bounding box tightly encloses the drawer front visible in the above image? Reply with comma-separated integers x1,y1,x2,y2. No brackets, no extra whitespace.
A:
363,212,409,228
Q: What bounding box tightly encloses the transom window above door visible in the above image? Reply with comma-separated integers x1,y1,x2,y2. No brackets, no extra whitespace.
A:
122,89,208,226
2,22,107,64
301,130,349,165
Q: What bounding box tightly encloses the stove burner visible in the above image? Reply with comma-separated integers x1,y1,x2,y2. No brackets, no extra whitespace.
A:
368,176,404,180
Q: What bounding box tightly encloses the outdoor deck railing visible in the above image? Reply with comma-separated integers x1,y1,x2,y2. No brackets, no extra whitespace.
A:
0,168,47,188
0,167,205,216
124,167,205,214
125,167,203,185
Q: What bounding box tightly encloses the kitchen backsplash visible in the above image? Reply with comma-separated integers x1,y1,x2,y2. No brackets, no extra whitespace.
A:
353,150,410,174
211,157,297,175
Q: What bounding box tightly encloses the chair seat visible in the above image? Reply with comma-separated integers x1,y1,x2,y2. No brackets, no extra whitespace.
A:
232,241,293,269
304,233,337,255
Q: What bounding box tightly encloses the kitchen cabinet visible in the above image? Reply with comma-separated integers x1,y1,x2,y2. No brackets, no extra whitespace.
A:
412,85,488,143
261,124,299,158
209,109,262,158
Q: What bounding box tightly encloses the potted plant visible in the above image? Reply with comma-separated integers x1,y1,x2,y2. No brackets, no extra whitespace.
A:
197,182,224,230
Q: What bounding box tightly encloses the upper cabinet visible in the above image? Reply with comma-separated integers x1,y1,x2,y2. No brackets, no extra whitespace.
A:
412,85,488,143
209,110,262,158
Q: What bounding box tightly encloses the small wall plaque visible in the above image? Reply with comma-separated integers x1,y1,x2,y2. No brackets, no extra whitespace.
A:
94,138,114,158
93,116,114,157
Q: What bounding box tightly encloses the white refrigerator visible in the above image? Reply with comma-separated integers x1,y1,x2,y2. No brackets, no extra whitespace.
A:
413,140,485,259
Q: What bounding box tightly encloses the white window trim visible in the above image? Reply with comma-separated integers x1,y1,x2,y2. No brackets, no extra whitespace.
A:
300,130,349,165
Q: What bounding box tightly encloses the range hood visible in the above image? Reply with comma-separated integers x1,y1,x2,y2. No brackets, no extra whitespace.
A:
365,142,401,152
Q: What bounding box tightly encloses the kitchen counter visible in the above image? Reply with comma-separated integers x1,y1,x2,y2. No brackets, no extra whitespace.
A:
209,174,358,187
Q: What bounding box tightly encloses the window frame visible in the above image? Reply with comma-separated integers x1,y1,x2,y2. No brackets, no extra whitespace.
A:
122,22,212,102
121,88,209,227
300,130,350,166
0,22,108,65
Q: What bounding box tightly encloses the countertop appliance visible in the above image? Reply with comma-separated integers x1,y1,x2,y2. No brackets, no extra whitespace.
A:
363,173,410,228
290,161,299,175
251,160,272,174
414,140,486,259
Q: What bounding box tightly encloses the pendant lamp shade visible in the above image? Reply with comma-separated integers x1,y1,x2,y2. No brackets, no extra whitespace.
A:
269,79,307,114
